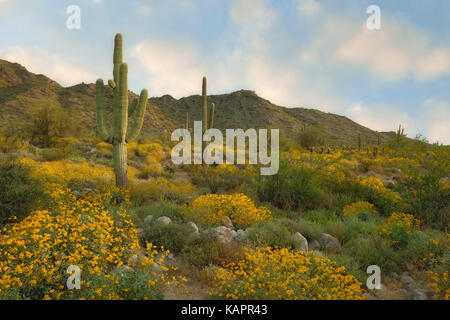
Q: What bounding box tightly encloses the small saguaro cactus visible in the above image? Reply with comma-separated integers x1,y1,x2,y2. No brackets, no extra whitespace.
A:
358,133,361,152
185,112,190,131
201,76,216,132
96,34,148,187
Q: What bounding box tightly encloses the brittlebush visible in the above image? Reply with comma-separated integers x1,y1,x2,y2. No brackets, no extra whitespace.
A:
0,184,182,300
183,193,272,228
207,247,366,300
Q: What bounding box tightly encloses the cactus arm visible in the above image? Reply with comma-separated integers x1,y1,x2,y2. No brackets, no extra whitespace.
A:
108,80,116,89
95,79,112,143
128,98,138,117
113,34,123,84
127,89,148,142
202,76,207,132
208,103,215,129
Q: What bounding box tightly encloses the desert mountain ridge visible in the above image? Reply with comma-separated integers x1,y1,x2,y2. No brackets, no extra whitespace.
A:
0,59,395,145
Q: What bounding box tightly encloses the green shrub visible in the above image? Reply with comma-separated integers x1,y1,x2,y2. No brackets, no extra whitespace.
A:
342,216,378,244
143,223,192,254
182,234,245,268
244,220,301,249
0,161,48,225
345,237,400,273
130,201,184,225
256,160,326,211
302,209,338,224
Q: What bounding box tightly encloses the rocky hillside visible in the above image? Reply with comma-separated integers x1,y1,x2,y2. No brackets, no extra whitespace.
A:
0,59,393,145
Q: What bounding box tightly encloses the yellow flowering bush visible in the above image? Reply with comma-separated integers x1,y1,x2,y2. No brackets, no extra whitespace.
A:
427,266,449,300
207,247,366,300
343,201,378,219
376,212,421,248
183,193,272,228
18,158,114,190
0,185,180,300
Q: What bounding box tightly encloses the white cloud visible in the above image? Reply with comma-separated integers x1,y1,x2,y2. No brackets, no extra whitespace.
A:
344,102,414,134
335,17,450,82
295,0,321,16
129,40,205,97
419,98,450,144
344,99,450,145
137,4,152,15
0,47,97,87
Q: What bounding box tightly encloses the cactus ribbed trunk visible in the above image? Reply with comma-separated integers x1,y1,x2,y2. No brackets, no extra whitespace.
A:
114,142,128,187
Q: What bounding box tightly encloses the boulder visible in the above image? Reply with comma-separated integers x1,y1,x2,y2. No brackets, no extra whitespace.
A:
400,272,416,287
294,232,308,253
155,216,171,225
143,215,154,226
234,229,247,242
309,240,321,251
319,233,342,253
412,289,428,300
211,226,234,244
187,222,199,234
222,216,234,229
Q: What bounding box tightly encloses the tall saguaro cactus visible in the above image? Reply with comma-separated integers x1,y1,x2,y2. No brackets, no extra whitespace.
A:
96,34,148,187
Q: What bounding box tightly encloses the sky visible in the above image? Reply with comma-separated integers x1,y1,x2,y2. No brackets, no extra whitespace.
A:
0,0,449,144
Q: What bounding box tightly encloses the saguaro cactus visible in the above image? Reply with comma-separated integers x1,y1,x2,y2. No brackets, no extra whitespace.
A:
201,76,216,131
358,133,361,152
96,33,148,187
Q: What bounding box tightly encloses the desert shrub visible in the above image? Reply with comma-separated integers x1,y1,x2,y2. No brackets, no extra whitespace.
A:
345,237,400,273
137,163,164,179
129,178,194,206
41,147,73,161
0,161,47,225
24,103,82,147
302,209,338,224
296,219,324,241
298,127,326,148
207,247,365,300
143,223,193,254
256,160,326,211
190,164,248,194
244,220,301,249
342,216,378,244
130,201,184,225
182,193,272,228
343,201,378,220
396,148,450,230
182,234,245,268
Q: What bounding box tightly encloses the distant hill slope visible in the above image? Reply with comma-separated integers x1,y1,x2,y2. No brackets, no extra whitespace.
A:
0,59,393,145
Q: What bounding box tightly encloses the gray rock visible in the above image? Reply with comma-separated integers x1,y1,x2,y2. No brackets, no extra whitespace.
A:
234,229,247,242
400,272,416,287
222,216,234,229
143,215,154,226
412,289,428,300
388,272,399,279
309,240,321,251
294,232,308,253
111,265,133,277
211,226,234,244
137,228,145,239
187,222,199,234
150,263,163,274
155,216,172,225
319,233,342,253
